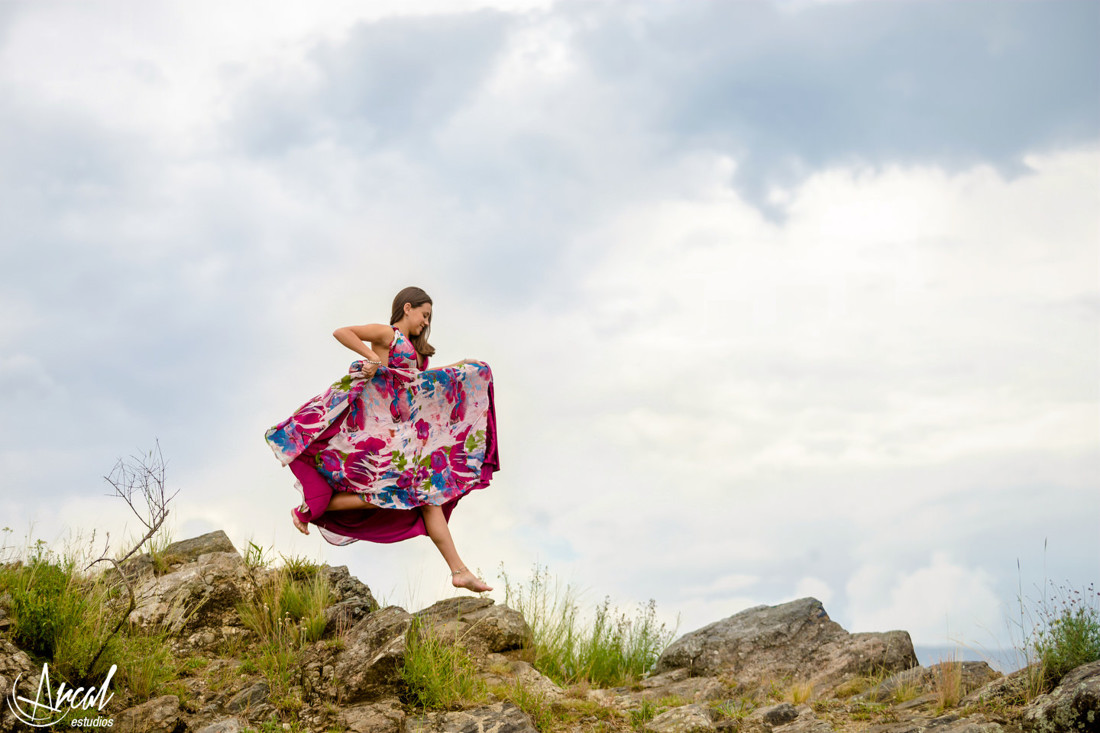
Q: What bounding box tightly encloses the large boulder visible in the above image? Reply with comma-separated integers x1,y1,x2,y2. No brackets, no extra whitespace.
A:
335,605,416,703
127,549,251,634
413,597,531,655
655,598,916,691
1023,659,1100,733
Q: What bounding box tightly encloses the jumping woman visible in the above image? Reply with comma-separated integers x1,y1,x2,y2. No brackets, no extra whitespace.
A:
264,286,499,593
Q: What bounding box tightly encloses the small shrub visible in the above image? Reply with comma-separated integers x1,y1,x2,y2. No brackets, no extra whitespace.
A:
10,559,75,658
1031,581,1100,686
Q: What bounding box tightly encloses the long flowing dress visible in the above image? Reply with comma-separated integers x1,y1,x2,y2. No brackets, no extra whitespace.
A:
264,326,499,546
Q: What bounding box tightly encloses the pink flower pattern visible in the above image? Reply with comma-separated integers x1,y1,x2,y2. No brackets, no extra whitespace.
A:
265,327,496,510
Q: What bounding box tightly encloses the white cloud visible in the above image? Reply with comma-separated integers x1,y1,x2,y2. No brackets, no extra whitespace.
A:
845,553,1003,644
794,577,833,606
0,0,1095,655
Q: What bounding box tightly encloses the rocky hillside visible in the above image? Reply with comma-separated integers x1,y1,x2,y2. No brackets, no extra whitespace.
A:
0,531,1096,733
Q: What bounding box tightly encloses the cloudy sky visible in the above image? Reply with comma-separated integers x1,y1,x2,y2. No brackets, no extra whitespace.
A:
1,0,1097,665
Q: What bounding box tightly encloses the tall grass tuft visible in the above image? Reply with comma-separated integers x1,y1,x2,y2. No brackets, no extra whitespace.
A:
236,560,331,645
933,656,963,711
401,618,488,710
499,562,677,688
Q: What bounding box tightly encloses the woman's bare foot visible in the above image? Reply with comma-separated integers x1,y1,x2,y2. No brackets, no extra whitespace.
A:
451,567,492,593
291,507,310,535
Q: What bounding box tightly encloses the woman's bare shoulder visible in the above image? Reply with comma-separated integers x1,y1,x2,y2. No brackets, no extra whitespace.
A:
333,323,395,345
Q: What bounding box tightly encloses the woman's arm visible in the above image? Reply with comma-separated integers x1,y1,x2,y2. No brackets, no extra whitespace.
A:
333,323,394,363
434,359,479,369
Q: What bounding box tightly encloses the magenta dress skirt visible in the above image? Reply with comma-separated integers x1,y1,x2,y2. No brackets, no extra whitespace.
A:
265,327,499,546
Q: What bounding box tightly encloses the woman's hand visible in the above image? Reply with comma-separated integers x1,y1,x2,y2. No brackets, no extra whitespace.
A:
352,359,382,379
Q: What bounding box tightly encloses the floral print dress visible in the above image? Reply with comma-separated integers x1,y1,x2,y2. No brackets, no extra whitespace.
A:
265,326,499,546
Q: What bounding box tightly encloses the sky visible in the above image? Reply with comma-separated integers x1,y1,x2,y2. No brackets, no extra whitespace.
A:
1,0,1097,667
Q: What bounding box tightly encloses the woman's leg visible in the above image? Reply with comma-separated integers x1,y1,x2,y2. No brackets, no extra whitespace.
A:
420,504,492,592
325,491,373,512
292,491,369,534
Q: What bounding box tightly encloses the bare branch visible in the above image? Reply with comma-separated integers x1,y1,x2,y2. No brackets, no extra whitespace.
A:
81,439,183,671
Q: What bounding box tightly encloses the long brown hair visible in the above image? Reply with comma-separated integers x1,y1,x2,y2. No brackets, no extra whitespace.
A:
389,286,437,359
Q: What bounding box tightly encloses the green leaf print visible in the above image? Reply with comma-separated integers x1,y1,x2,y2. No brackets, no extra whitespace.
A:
392,450,407,471
336,375,353,392
464,429,485,453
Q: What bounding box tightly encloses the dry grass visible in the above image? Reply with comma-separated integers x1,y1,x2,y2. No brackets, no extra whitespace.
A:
785,681,814,705
933,657,963,711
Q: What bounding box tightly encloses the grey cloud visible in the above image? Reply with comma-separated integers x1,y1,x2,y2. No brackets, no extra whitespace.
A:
232,10,514,156
567,0,1100,215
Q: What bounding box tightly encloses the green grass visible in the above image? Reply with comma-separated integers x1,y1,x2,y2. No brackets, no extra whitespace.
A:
401,617,488,710
0,531,189,710
236,560,331,644
235,558,333,706
499,562,677,689
489,679,555,730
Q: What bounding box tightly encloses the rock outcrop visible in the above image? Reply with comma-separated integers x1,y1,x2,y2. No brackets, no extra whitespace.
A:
2,530,1098,733
656,597,918,691
1022,659,1100,733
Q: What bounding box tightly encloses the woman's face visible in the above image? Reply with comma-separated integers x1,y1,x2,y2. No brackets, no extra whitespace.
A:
408,302,432,335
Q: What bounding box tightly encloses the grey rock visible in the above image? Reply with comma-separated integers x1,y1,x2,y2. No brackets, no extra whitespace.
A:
112,694,182,733
773,716,835,733
862,662,1002,703
414,597,531,654
161,530,238,564
641,669,692,688
195,718,245,733
894,693,940,711
758,703,800,726
341,698,407,733
861,715,1003,733
644,703,718,733
618,676,730,707
937,718,1005,733
1023,659,1100,733
325,564,381,631
227,680,269,713
0,641,45,732
965,664,1043,707
336,605,415,703
479,653,565,700
128,550,251,634
405,701,538,732
656,597,917,691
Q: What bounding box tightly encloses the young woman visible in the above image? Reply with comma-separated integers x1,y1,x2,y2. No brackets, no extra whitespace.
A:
265,286,499,593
